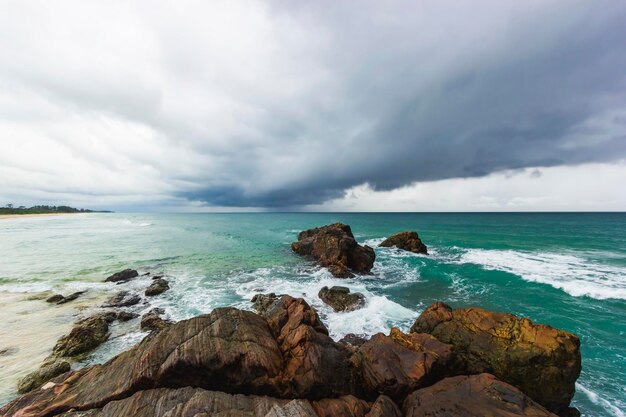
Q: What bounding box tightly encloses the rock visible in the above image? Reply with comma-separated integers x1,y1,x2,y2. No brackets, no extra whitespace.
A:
49,313,114,359
266,400,319,417
403,373,559,417
311,395,370,417
365,396,403,417
103,291,141,307
145,278,170,296
152,275,163,280
0,346,18,356
17,360,71,394
291,223,375,278
351,327,453,402
46,294,65,303
258,295,357,398
104,268,139,282
1,308,288,416
338,334,367,348
318,286,366,312
251,292,280,315
117,311,139,321
410,302,581,414
140,308,172,332
379,231,427,254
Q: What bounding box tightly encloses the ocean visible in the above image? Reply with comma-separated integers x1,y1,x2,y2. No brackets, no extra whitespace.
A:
0,212,624,416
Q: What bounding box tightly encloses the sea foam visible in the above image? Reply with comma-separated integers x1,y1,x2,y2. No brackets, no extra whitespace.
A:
459,249,626,300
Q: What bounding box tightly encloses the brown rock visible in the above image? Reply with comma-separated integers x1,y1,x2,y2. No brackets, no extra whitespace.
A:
140,308,172,332
145,278,169,296
365,396,402,417
403,373,559,417
410,302,581,414
291,223,375,278
312,395,371,417
104,268,139,282
45,294,65,303
49,312,115,359
251,292,281,315
351,327,453,402
318,286,366,312
379,231,427,254
2,308,286,417
259,295,357,399
17,360,71,394
117,311,139,321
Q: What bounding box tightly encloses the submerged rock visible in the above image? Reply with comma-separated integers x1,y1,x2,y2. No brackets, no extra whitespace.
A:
46,291,86,305
411,301,581,414
104,268,138,283
403,373,559,417
50,312,115,359
102,291,141,307
291,223,375,278
145,278,170,296
351,327,453,402
379,231,427,254
17,360,70,394
318,286,366,312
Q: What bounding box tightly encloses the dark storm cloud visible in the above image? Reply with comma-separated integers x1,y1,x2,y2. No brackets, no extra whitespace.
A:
1,0,625,209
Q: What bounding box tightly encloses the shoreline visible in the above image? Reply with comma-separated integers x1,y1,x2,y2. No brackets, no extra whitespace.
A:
0,213,78,220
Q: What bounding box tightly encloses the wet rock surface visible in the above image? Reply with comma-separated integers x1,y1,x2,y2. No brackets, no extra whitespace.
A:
318,286,366,312
17,360,71,394
379,232,427,254
104,268,139,282
411,301,581,414
145,278,170,296
46,291,85,305
140,307,172,332
49,312,115,359
291,223,375,278
403,373,559,417
102,291,141,307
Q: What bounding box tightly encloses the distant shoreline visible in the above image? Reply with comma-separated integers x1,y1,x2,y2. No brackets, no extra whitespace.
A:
0,213,78,220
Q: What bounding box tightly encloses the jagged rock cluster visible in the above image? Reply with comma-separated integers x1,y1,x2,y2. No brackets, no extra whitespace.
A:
3,294,581,417
15,269,172,395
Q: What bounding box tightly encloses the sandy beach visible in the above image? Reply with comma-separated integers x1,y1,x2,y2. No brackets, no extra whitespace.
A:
0,213,76,220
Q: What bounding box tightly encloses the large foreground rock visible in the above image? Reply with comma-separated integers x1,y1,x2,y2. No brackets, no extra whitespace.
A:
411,302,581,414
403,373,559,417
351,328,452,402
379,232,427,254
17,361,70,394
318,286,365,312
291,223,375,278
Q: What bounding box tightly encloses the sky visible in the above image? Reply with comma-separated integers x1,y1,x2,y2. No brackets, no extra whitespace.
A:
0,0,625,212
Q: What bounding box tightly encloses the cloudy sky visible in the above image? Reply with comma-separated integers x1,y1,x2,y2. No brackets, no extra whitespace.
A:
1,0,625,212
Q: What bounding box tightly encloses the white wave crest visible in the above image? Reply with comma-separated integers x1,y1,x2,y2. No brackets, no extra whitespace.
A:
459,249,626,300
576,383,625,417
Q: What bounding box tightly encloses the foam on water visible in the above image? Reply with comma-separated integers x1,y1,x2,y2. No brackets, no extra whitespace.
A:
576,383,625,417
459,249,626,300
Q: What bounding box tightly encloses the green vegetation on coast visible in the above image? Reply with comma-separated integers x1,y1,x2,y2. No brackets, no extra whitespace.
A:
0,204,111,215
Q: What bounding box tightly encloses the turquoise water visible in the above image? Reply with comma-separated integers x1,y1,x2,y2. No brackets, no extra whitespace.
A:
1,212,625,416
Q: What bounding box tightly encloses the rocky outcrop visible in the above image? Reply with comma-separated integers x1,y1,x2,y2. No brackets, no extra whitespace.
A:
116,311,139,321
49,312,115,359
2,295,581,417
410,302,581,414
291,223,375,278
256,295,357,398
251,293,281,314
102,291,141,307
145,278,169,296
140,308,172,332
104,268,138,283
46,291,85,305
16,360,70,394
403,373,559,417
351,328,452,402
318,286,365,312
379,232,427,254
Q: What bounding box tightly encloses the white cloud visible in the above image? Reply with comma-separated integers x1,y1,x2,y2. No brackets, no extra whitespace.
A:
307,162,626,212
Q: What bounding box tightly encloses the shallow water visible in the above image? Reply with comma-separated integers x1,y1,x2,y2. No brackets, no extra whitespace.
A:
0,212,625,415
